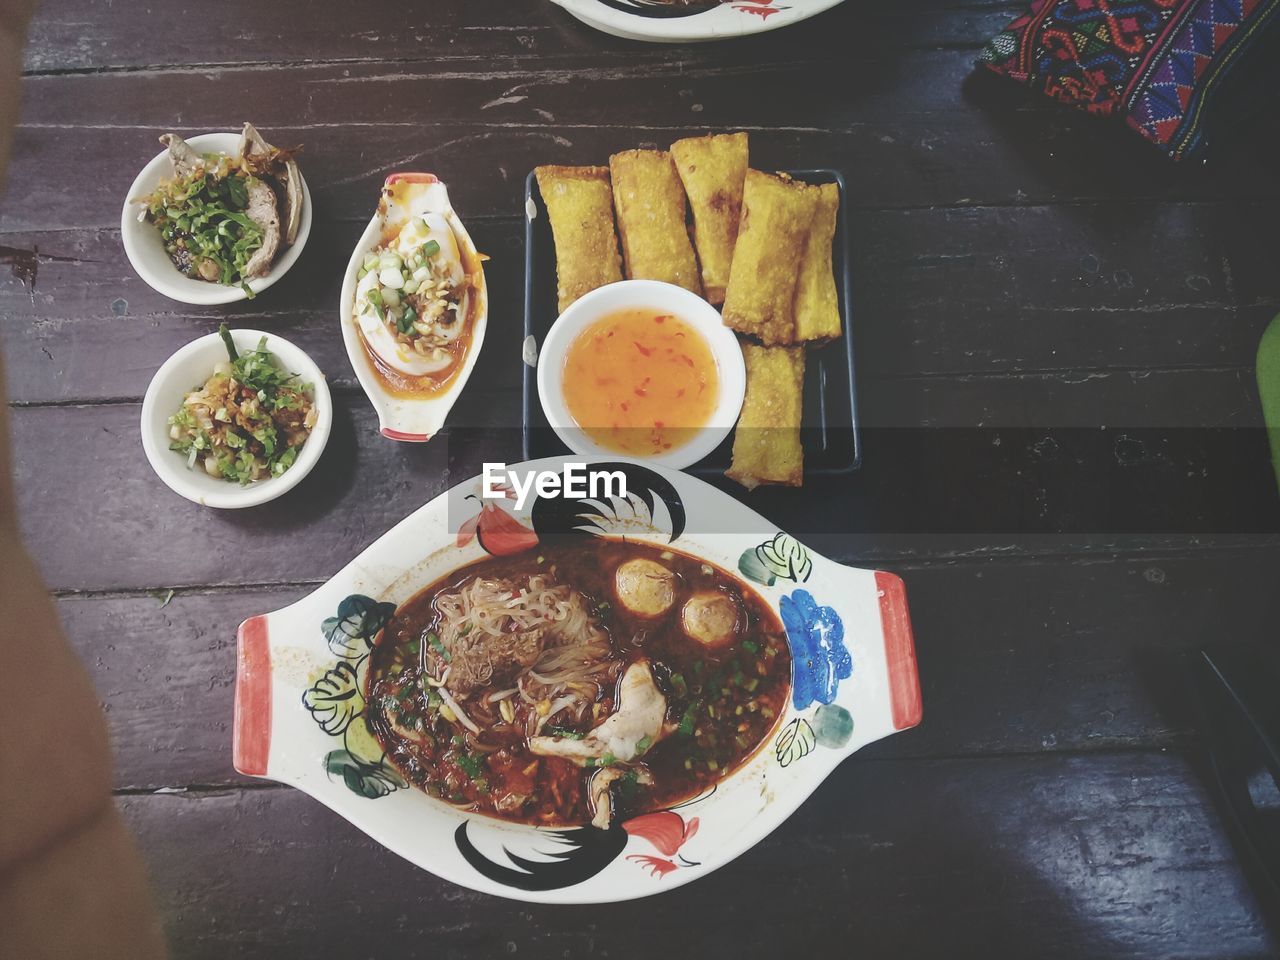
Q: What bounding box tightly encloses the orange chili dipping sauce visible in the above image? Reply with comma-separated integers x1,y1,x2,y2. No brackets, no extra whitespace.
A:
561,308,720,456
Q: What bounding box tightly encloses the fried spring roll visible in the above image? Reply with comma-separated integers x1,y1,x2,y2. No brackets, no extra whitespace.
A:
722,170,818,345
608,149,702,295
535,165,624,313
726,344,806,490
670,132,748,305
793,181,842,342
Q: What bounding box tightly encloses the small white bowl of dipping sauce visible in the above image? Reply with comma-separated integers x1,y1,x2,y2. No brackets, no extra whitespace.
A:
537,280,745,470
121,131,312,305
140,328,332,509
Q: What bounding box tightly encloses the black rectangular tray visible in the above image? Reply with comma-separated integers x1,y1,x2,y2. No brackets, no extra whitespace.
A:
522,167,861,477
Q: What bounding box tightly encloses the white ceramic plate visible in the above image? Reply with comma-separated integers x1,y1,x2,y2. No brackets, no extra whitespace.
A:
233,456,922,902
140,328,332,509
550,0,847,42
121,132,312,305
536,280,746,469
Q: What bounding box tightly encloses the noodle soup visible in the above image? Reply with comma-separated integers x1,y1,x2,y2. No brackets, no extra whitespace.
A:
366,539,791,828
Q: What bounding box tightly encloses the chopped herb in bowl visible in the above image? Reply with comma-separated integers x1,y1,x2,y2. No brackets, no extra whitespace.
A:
168,324,317,484
143,158,265,293
136,125,305,297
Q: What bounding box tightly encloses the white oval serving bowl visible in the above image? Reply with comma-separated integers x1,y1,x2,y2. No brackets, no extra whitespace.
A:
339,173,489,442
537,280,745,470
121,132,313,305
140,328,332,509
233,455,922,903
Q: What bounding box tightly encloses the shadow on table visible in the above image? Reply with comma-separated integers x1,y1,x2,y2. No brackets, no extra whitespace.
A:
544,760,1100,960
1133,618,1280,942
210,395,447,534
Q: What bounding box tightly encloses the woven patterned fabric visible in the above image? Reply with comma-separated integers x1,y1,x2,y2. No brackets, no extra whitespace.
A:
980,0,1280,159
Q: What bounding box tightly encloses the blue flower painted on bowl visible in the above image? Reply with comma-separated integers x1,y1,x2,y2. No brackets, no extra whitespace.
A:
781,589,851,710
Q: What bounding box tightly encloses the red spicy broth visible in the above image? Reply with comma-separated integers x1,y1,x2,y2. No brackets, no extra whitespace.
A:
365,538,791,827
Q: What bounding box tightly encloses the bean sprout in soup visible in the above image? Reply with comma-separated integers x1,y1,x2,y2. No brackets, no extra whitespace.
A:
366,539,791,829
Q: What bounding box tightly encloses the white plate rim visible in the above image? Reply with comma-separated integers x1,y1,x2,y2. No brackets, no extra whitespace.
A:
549,0,848,42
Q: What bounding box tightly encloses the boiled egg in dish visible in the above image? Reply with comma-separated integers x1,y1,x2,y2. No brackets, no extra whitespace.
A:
353,213,470,377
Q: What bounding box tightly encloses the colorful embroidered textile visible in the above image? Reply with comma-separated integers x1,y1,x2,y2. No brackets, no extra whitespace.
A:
980,0,1280,159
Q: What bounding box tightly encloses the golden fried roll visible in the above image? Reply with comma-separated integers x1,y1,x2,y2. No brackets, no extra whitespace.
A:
722,170,818,345
670,132,748,304
608,149,702,295
535,165,623,313
793,182,842,342
726,344,806,490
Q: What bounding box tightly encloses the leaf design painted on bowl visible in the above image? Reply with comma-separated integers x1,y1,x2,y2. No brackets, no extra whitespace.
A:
322,594,397,658
324,749,407,799
756,533,812,583
813,703,854,748
774,717,816,767
306,593,409,800
782,589,851,710
737,548,776,586
341,710,386,764
302,661,363,735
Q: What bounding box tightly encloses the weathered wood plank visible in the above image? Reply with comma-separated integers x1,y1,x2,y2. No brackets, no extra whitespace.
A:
5,51,1278,231
3,196,1279,405
856,202,1280,378
24,2,1021,72
0,219,528,404
67,547,1280,790
116,752,1273,959
861,370,1264,427
64,585,303,791
12,396,513,594
12,394,1280,595
16,47,1014,128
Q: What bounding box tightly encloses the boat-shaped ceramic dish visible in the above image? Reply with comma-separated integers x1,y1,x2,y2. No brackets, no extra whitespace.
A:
339,173,488,441
233,456,921,903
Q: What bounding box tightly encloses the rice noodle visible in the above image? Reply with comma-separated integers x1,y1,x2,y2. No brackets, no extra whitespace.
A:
429,571,620,742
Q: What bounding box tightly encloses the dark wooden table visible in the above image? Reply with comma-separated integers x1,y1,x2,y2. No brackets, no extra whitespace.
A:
5,2,1280,957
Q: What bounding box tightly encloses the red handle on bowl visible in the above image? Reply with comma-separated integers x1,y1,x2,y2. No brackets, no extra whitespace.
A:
875,571,922,730
380,427,432,443
233,615,272,776
384,172,440,187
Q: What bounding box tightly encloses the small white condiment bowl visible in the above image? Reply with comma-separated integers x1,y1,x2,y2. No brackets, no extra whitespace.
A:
140,329,332,509
536,279,745,469
121,131,312,305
